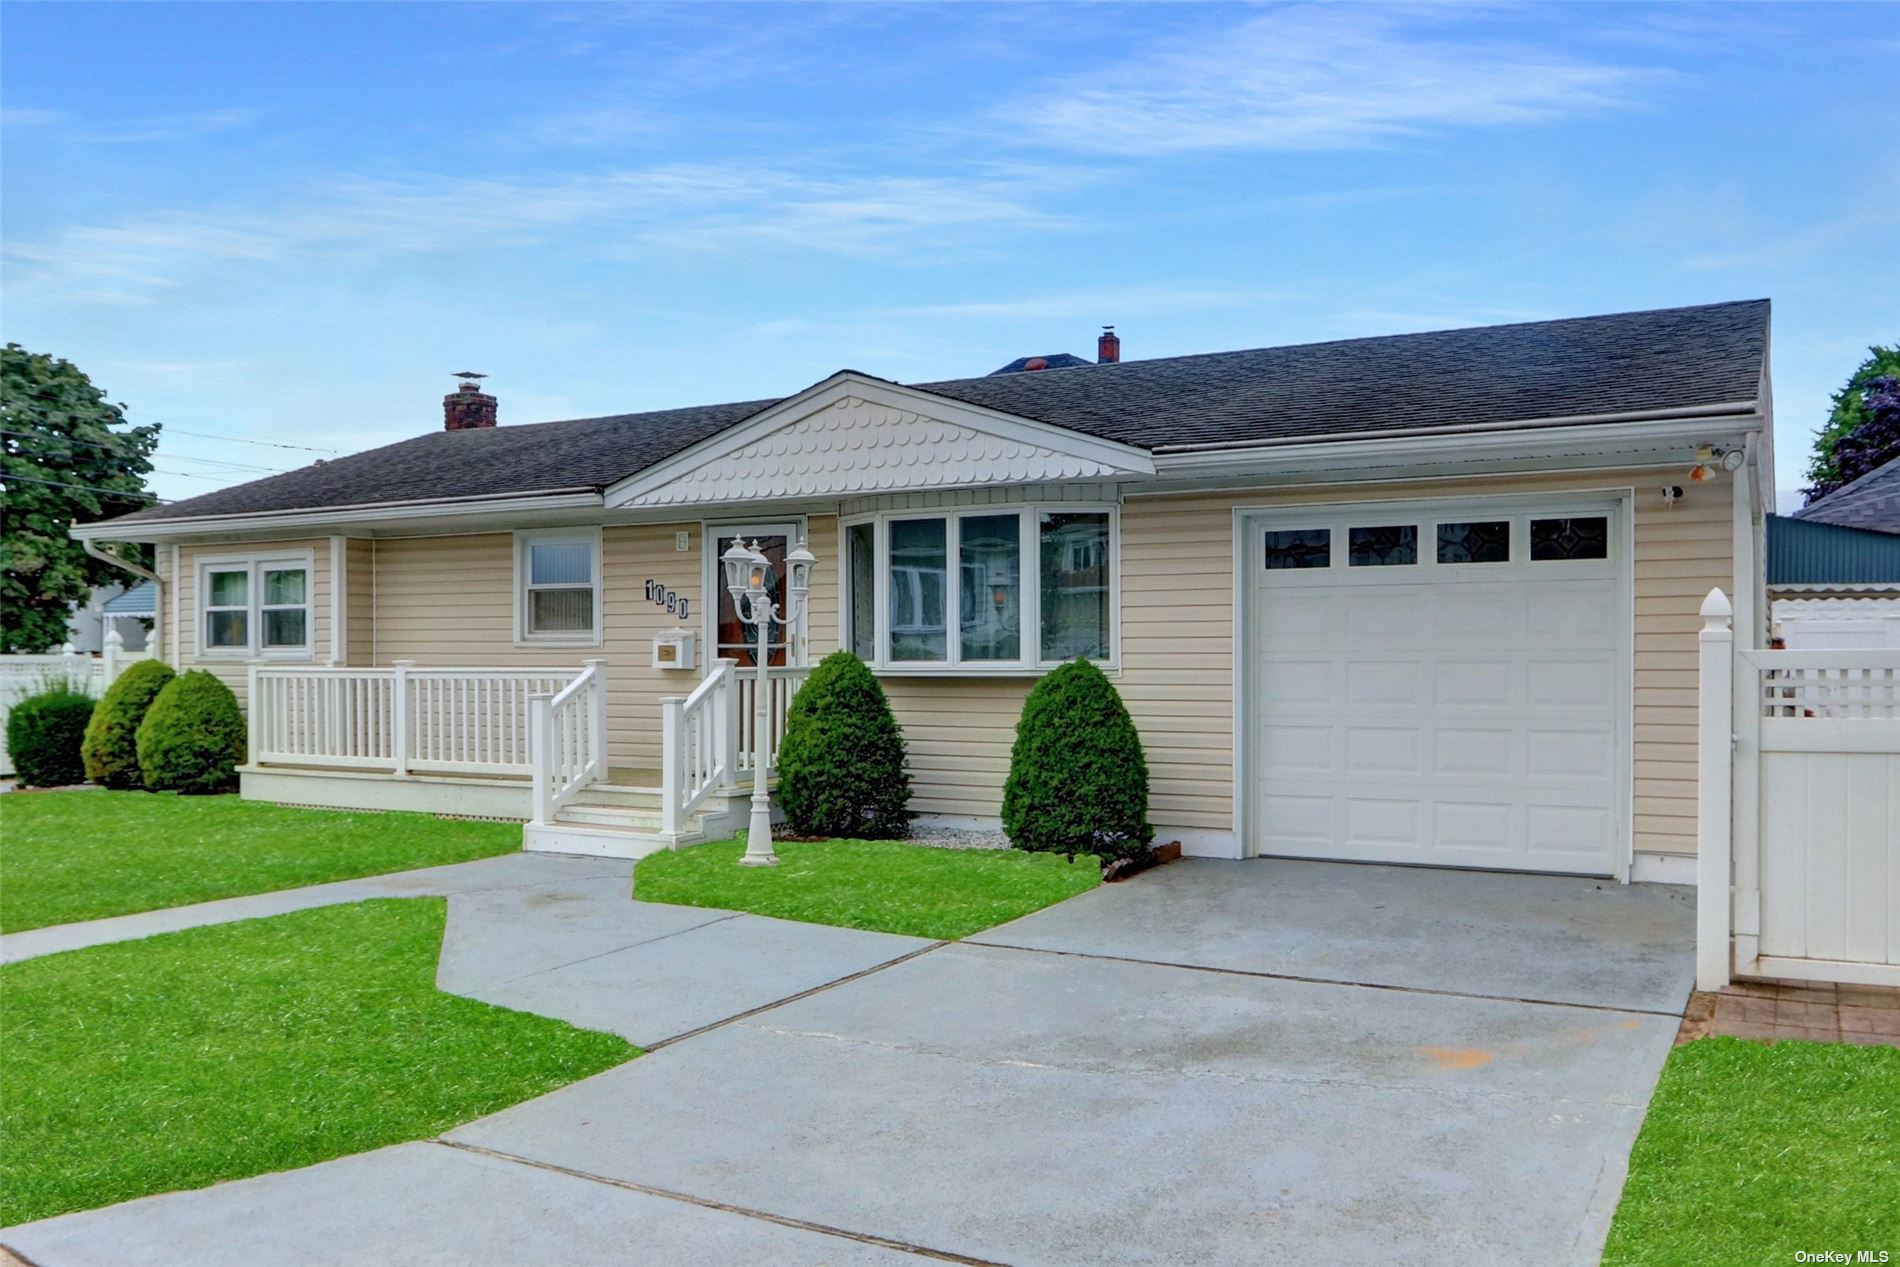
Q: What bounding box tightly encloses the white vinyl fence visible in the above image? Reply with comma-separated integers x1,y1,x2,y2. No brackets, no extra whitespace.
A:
0,633,152,776
1699,589,1900,989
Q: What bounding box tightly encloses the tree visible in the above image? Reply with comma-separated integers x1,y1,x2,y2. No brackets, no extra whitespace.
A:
1815,375,1900,497
0,344,159,652
1805,344,1900,502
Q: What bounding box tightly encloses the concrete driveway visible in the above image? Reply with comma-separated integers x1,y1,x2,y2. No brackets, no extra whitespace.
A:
6,858,1694,1267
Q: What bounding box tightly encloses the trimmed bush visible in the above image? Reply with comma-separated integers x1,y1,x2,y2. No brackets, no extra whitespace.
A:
6,686,97,788
1002,659,1152,863
136,670,246,794
776,650,911,839
81,659,177,789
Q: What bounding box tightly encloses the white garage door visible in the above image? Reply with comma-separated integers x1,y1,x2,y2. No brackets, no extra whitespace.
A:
1248,499,1628,876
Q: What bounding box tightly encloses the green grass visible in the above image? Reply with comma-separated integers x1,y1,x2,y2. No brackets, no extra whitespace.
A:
634,837,1101,940
0,898,634,1226
1605,1036,1900,1265
0,790,520,932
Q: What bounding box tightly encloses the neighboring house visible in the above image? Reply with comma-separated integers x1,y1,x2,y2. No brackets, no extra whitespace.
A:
64,581,153,654
1768,457,1900,647
71,300,1774,885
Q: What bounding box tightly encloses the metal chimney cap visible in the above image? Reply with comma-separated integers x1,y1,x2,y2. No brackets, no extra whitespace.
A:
452,371,488,382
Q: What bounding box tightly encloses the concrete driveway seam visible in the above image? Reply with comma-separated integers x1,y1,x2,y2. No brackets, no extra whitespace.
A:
485,911,745,986
967,938,1688,1018
434,1140,1011,1267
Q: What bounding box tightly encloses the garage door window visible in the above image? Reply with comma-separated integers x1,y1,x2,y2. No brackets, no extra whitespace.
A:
1436,521,1511,564
1264,529,1330,570
1530,517,1609,561
1348,525,1417,567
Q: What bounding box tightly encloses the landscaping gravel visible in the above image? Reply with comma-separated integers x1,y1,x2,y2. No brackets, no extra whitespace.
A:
903,825,1010,851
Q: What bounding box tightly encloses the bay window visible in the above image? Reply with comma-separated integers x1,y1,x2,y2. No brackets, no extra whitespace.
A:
842,505,1115,672
197,554,313,657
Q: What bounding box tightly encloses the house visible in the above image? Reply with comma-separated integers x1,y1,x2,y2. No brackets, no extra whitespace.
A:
71,300,1774,884
1767,457,1900,647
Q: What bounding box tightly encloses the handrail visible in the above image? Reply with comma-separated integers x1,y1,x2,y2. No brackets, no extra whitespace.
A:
660,658,737,839
531,659,607,825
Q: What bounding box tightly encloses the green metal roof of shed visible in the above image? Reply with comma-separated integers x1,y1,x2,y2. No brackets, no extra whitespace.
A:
1766,515,1900,587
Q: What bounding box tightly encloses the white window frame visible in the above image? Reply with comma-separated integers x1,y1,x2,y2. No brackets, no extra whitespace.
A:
194,550,316,661
513,527,604,648
838,504,1119,675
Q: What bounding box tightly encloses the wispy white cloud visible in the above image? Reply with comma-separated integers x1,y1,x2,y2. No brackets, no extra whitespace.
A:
2,160,1086,305
1,106,259,143
998,5,1650,156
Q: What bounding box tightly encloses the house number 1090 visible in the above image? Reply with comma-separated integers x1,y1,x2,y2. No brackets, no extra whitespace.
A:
644,580,689,619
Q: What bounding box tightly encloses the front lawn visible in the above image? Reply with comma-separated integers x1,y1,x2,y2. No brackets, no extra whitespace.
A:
0,899,634,1226
1604,1036,1900,1264
0,790,519,932
634,837,1100,940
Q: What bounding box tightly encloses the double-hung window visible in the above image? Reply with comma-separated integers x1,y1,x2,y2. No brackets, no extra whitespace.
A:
516,529,602,645
198,554,313,657
842,506,1115,672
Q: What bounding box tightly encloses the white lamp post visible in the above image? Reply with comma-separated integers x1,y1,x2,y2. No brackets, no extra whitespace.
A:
722,537,816,866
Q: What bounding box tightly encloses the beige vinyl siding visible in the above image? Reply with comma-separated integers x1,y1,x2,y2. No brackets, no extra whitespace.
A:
370,525,702,773
345,537,374,665
172,538,333,707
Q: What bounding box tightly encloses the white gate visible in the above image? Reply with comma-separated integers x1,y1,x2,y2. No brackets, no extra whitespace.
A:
1699,588,1900,989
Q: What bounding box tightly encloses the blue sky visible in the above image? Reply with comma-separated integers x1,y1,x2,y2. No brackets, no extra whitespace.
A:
3,2,1894,506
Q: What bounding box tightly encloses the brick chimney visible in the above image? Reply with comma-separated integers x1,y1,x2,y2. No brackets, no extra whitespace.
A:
444,372,497,431
1097,326,1120,365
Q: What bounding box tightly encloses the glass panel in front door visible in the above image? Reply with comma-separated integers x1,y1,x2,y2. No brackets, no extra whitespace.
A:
715,534,788,666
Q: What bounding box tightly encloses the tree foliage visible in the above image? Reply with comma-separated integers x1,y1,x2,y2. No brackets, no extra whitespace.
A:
1002,658,1152,862
1,344,160,653
776,650,912,838
1806,345,1900,502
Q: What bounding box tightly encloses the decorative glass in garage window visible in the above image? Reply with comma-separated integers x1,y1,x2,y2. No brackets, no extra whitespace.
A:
1436,521,1511,564
1349,525,1417,566
1039,512,1110,661
1530,517,1609,560
1263,528,1330,569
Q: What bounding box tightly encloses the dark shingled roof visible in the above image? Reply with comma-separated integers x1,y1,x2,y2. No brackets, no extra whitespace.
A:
108,299,1767,526
989,353,1095,375
1794,457,1900,535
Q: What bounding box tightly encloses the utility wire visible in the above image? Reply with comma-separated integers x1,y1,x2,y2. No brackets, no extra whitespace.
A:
161,427,339,455
0,472,165,501
0,428,294,474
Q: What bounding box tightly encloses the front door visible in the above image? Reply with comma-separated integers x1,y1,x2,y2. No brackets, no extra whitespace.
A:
710,525,798,666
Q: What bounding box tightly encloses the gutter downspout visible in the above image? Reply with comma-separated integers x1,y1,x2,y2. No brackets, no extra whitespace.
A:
81,534,163,663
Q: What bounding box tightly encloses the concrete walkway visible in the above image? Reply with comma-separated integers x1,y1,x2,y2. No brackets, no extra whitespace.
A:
4,857,1693,1266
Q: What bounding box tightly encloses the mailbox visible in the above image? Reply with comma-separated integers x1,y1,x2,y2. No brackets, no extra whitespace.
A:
652,628,697,671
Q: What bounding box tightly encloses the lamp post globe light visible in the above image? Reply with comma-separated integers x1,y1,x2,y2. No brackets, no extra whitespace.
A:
722,538,816,867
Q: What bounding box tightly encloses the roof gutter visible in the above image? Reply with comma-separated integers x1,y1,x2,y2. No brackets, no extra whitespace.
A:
1148,399,1760,455
70,488,603,542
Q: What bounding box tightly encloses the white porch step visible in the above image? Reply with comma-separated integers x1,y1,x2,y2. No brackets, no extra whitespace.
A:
522,820,693,860
555,803,666,830
568,784,662,811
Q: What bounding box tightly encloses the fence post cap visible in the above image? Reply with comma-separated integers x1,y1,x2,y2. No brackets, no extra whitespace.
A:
1699,588,1733,619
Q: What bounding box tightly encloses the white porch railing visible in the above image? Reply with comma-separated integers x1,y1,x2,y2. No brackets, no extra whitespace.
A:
530,660,608,825
658,661,807,838
250,662,584,777
660,658,736,836
1699,588,1900,991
